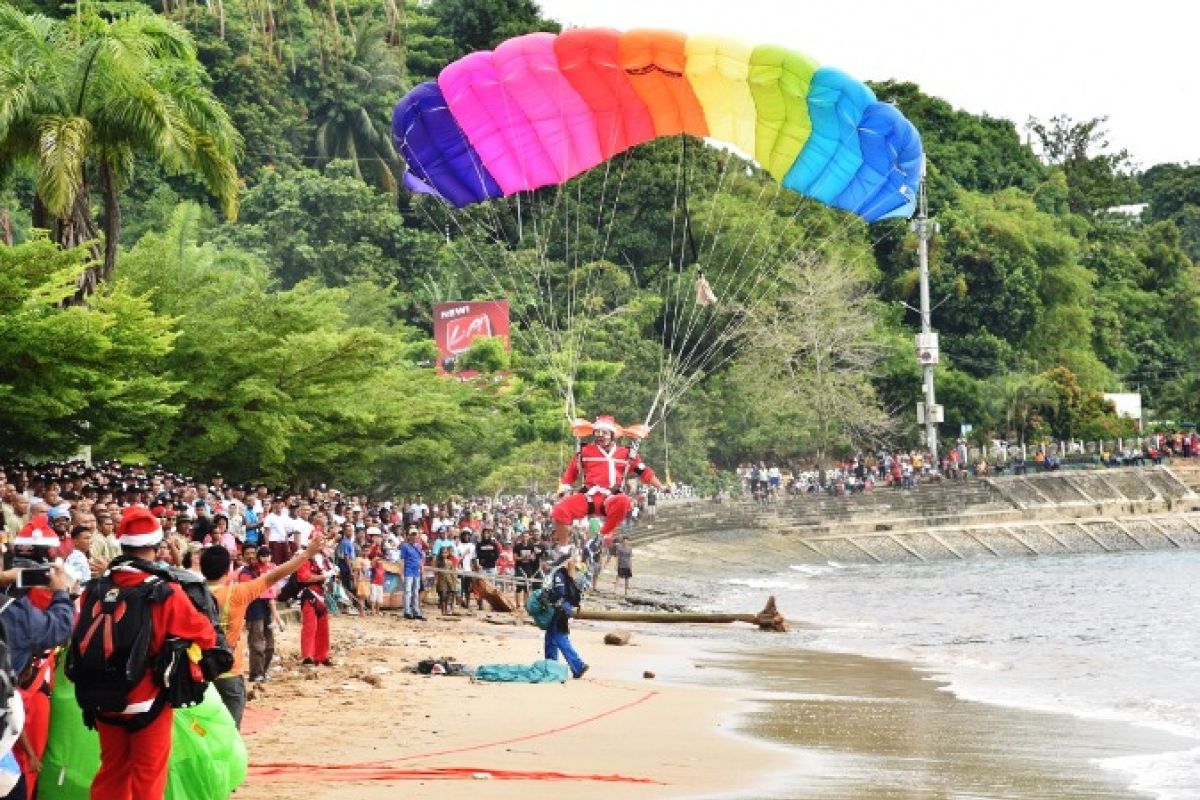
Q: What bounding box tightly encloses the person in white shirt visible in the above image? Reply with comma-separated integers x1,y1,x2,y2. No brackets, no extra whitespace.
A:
291,506,314,549
456,528,476,609
263,497,294,564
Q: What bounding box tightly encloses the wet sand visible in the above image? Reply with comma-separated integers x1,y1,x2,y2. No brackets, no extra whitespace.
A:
691,646,1196,800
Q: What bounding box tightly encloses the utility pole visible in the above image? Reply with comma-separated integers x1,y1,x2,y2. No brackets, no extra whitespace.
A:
912,159,941,461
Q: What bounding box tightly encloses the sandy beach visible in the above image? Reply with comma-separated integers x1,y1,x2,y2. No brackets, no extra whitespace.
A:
236,607,793,800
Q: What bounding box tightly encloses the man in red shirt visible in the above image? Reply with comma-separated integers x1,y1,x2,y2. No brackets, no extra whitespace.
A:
72,505,218,800
551,415,665,553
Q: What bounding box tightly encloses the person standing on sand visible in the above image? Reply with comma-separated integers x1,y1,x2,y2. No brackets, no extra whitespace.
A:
400,526,426,620
545,559,588,679
202,532,326,727
614,535,633,597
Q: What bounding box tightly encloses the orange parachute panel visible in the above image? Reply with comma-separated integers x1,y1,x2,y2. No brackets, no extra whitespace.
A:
554,28,657,159
617,29,709,138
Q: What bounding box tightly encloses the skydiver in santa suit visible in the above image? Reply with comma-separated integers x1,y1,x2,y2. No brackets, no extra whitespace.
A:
550,415,666,558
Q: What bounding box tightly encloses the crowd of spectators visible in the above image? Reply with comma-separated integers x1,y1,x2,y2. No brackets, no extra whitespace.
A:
737,431,1200,500
0,458,655,798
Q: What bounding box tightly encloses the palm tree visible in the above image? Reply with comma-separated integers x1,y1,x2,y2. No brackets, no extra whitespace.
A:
0,6,241,298
310,15,405,193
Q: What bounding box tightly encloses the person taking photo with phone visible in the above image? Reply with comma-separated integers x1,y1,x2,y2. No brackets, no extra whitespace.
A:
0,514,75,800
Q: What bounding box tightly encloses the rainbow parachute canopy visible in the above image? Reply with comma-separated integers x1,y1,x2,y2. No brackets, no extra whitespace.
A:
392,29,922,222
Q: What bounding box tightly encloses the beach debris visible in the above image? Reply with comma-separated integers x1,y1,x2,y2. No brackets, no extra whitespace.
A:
474,578,515,612
577,596,788,632
603,630,632,646
355,671,383,687
643,671,656,680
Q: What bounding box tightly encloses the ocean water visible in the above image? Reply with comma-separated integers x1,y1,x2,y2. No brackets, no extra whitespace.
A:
657,541,1200,799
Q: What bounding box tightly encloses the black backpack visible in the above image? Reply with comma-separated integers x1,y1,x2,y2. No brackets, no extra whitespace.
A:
276,573,302,604
67,569,173,728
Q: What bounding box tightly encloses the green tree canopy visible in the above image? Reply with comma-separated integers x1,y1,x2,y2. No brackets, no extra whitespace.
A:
0,5,241,295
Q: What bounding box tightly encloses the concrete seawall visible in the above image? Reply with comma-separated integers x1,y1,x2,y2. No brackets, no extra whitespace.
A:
635,466,1200,564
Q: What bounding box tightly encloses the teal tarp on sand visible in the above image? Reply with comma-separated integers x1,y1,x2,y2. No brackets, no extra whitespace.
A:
473,659,569,683
39,659,247,800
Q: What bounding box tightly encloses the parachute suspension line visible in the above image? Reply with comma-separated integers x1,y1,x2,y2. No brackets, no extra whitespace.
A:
658,172,790,410
662,138,748,396
676,163,865,395
414,201,568,401
655,135,692,405
668,209,865,409
673,202,818,396
598,151,633,267
661,413,670,485
516,192,523,242
663,200,804,409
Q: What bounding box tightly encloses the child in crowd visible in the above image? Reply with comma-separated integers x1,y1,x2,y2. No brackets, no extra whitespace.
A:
369,555,385,614
355,555,371,613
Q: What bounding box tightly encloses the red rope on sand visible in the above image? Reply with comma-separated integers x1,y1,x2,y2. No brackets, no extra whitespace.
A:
249,766,663,785
247,689,660,783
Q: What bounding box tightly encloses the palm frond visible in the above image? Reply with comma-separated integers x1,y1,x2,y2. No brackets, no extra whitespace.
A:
36,114,92,216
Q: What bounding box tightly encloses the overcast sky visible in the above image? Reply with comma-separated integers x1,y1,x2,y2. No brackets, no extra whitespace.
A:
535,0,1196,169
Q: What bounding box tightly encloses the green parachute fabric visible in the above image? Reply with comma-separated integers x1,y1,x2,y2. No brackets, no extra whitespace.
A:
473,659,570,683
39,659,247,800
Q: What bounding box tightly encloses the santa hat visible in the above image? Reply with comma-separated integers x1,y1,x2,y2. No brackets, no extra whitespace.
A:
592,415,619,434
117,505,164,548
14,514,59,548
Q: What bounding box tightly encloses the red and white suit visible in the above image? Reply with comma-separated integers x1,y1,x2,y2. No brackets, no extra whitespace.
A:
87,565,218,800
551,442,657,543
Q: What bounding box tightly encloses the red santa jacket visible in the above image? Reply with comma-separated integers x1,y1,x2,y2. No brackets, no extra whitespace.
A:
560,442,656,496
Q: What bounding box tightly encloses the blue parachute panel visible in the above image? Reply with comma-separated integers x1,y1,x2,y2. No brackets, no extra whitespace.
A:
834,102,923,222
780,67,875,204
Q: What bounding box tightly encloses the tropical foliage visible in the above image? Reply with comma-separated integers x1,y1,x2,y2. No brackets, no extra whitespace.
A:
1,0,1197,492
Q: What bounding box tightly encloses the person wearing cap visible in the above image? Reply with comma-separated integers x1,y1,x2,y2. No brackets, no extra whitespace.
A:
551,415,666,557
201,531,326,727
72,505,218,800
543,557,588,680
45,507,71,543
399,527,426,620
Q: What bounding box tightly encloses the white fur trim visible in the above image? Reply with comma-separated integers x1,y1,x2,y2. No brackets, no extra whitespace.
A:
118,528,163,548
13,534,58,547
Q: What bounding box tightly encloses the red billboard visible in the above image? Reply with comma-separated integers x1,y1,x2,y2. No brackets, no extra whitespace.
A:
432,301,511,376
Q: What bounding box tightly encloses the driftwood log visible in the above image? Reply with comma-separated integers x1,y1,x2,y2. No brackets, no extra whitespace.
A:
576,596,787,632
474,578,515,612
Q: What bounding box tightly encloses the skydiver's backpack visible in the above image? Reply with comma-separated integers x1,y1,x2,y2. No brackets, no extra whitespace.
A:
524,588,556,631
67,564,174,729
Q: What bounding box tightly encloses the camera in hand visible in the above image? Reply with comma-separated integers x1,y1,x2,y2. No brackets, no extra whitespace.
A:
16,566,53,588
